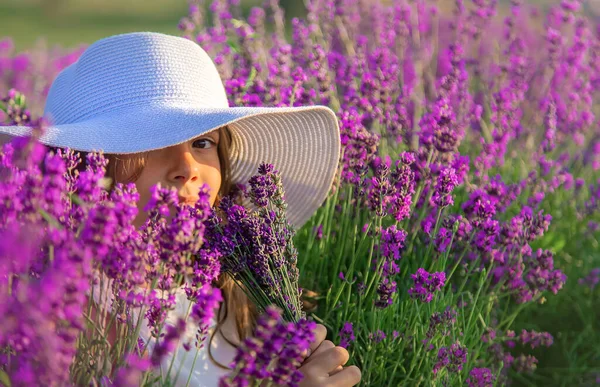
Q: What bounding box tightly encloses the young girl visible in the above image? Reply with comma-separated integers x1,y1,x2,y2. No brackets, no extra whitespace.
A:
0,32,361,386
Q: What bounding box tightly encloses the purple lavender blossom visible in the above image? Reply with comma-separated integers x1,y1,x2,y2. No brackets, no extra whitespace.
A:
219,306,315,387
375,225,407,308
339,322,356,348
432,167,459,208
409,268,447,303
150,318,187,367
112,353,152,386
248,164,278,207
188,285,223,349
434,227,453,252
519,330,553,349
369,330,386,344
366,156,393,217
466,367,496,387
423,307,457,345
433,341,468,375
513,354,538,373
579,268,600,290
375,278,397,308
379,225,407,261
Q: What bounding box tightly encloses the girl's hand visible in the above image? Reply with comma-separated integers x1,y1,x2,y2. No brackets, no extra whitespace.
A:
299,325,362,386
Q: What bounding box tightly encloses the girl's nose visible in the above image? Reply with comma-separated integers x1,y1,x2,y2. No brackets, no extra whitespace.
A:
167,144,199,183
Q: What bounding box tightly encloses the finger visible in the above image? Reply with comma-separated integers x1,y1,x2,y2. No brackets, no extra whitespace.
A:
303,346,349,374
329,365,362,386
309,324,327,354
303,340,335,365
329,365,344,376
301,324,327,360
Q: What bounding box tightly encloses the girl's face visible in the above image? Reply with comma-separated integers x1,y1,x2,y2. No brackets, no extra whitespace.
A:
131,130,222,227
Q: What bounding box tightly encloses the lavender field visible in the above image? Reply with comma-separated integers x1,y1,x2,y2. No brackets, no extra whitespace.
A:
1,0,600,386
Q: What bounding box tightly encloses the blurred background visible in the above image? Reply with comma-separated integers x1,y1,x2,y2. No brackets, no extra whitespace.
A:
1,0,593,53
0,0,304,52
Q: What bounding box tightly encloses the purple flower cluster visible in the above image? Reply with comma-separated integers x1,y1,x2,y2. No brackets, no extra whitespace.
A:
483,327,555,378
151,318,188,367
361,152,417,221
423,307,457,346
375,225,407,308
4,0,600,383
512,249,567,303
0,130,222,385
432,167,459,208
433,341,468,375
219,306,316,387
579,268,600,290
368,330,387,344
466,367,496,387
519,329,554,349
0,131,98,385
143,183,215,285
111,353,152,386
188,285,223,349
248,163,281,208
409,268,446,303
338,322,356,349
512,354,538,373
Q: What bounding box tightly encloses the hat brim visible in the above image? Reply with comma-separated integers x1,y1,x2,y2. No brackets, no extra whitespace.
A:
0,101,340,229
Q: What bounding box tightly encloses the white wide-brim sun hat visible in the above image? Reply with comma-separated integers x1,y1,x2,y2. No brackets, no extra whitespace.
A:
0,31,341,229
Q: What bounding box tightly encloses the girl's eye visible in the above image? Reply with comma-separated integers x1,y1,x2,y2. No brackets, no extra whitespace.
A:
192,138,216,149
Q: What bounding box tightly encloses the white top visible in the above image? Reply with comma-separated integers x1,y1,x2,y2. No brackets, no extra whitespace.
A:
90,274,238,386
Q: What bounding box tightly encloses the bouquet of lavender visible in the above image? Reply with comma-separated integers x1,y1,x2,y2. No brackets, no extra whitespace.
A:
200,163,304,322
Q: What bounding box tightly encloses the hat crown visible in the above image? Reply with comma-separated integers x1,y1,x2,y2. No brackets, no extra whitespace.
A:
44,32,229,125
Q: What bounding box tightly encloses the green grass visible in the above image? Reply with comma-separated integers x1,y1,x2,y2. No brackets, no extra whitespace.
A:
0,0,307,52
0,0,190,51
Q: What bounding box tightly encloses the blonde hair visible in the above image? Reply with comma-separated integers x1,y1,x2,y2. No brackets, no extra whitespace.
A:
103,125,257,369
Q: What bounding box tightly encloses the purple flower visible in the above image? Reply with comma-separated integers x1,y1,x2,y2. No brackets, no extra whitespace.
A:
519,330,553,349
462,190,497,224
433,341,468,375
150,318,187,367
513,354,538,373
338,322,356,348
432,167,459,208
313,224,324,240
467,367,496,387
375,278,397,308
419,96,461,154
188,285,223,349
143,183,178,218
434,227,453,252
409,268,446,303
379,225,407,261
219,306,315,387
579,267,600,290
424,307,457,345
248,163,279,207
112,353,152,386
366,156,393,217
369,330,386,343
375,225,407,308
